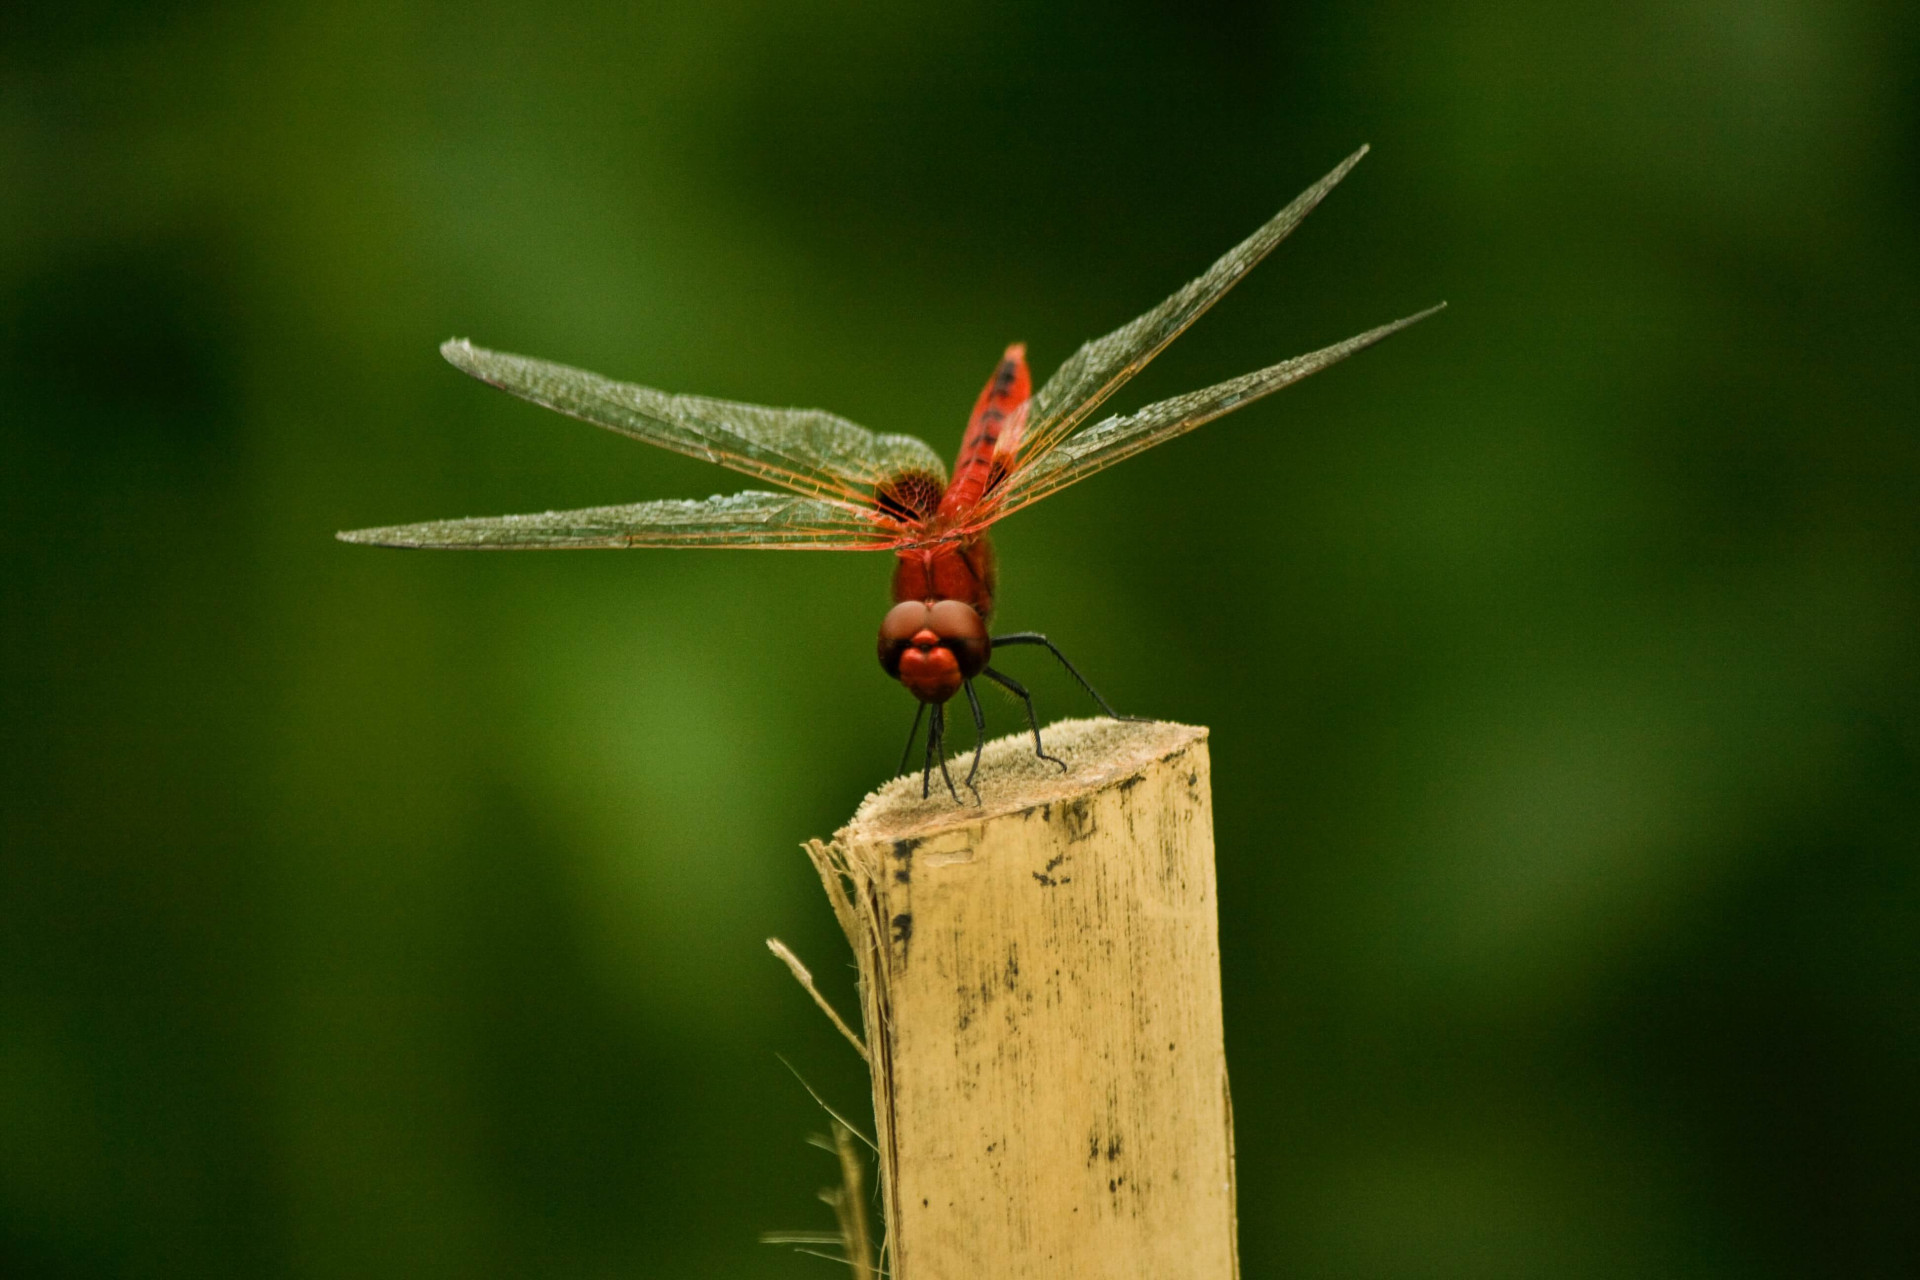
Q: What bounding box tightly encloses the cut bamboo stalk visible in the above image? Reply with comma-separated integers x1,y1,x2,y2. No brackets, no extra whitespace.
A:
806,717,1236,1280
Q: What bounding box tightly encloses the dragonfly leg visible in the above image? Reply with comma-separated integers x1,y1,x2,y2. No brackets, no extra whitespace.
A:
989,632,1144,721
920,702,937,798
982,665,1068,772
927,701,960,803
961,679,986,803
898,701,927,777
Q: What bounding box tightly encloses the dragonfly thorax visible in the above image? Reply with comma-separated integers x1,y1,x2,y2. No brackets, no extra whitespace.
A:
890,535,996,621
878,599,989,705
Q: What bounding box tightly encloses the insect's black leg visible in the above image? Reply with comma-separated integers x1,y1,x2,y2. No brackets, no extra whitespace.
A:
989,632,1143,721
982,665,1067,772
898,701,927,777
920,702,937,799
961,679,987,803
929,701,960,803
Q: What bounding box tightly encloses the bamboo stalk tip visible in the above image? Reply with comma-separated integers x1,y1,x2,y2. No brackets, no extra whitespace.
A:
846,717,1208,842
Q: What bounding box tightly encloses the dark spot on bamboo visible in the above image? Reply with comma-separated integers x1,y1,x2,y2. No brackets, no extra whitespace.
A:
1159,835,1188,896
891,912,913,948
1033,851,1071,887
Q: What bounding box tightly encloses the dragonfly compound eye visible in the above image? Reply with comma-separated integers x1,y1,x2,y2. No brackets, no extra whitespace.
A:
927,600,989,679
877,599,989,703
878,601,932,678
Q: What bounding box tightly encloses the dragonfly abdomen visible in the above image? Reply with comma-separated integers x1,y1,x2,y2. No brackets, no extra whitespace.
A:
937,343,1029,521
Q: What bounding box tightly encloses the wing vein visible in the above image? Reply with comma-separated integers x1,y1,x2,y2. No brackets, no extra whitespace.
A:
337,490,897,550
1007,146,1371,493
988,306,1445,520
440,340,947,512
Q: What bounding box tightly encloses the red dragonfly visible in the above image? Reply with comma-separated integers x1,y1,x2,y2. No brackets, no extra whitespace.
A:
341,147,1441,799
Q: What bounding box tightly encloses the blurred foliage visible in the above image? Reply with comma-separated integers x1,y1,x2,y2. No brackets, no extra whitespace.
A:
3,0,1916,1276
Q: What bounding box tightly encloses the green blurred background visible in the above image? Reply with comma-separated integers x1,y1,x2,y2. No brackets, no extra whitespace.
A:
4,1,1916,1275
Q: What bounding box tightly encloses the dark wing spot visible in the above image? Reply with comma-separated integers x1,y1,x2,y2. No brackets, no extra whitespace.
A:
875,470,944,524
983,458,1012,498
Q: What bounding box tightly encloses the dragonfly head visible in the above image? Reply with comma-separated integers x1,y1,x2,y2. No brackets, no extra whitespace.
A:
878,600,989,704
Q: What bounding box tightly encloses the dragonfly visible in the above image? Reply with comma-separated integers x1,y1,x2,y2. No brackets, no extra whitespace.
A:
340,146,1442,801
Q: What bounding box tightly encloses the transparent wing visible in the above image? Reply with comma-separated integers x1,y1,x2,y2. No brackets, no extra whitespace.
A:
1008,146,1371,486
987,306,1446,520
336,490,898,550
441,340,948,509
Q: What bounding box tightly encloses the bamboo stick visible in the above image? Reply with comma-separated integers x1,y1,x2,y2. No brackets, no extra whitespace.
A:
807,717,1236,1279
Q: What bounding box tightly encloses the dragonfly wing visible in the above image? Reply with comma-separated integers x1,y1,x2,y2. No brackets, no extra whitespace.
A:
993,305,1446,517
336,490,898,550
1017,146,1371,471
441,340,948,509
